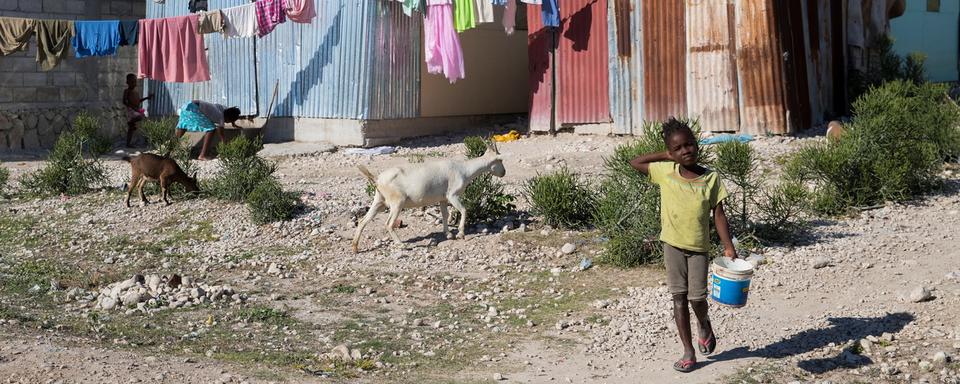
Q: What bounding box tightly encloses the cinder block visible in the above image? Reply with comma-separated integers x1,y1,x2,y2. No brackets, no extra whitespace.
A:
52,73,75,86
0,72,23,87
61,87,85,102
64,0,84,14
22,72,48,86
36,87,59,101
1,57,38,72
13,88,37,102
0,0,18,11
109,0,131,15
40,0,67,13
19,0,40,12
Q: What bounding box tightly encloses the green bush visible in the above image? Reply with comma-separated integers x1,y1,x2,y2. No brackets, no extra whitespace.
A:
787,80,959,215
455,136,515,225
20,112,109,197
207,135,276,201
524,167,595,229
593,122,670,267
463,136,488,159
207,135,298,224
247,180,300,224
713,141,760,233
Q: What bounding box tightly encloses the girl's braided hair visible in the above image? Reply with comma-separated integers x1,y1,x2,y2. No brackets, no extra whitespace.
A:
661,117,694,144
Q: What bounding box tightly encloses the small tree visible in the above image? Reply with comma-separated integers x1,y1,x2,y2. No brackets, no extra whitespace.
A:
20,112,110,197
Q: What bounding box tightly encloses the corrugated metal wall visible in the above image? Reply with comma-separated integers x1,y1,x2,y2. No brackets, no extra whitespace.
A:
686,0,740,132
641,0,686,122
557,0,610,124
735,0,789,134
528,0,611,132
605,0,844,135
146,0,419,120
368,1,421,120
608,0,640,134
527,10,554,132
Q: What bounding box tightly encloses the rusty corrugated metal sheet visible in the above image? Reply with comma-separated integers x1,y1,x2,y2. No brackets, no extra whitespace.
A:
558,0,610,124
527,6,554,132
686,0,740,132
735,0,788,134
804,0,836,124
776,0,812,132
642,0,686,122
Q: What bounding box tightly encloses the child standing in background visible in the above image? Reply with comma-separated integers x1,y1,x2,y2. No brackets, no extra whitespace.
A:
629,118,738,373
123,73,152,148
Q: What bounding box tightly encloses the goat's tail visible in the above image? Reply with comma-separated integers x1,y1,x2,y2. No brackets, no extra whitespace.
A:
357,165,377,184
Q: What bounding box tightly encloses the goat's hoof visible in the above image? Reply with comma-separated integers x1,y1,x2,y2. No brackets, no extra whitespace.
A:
445,233,454,240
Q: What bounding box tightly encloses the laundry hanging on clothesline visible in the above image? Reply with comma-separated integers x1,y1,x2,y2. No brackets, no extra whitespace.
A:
138,14,210,83
73,21,121,58
424,2,465,83
255,0,287,37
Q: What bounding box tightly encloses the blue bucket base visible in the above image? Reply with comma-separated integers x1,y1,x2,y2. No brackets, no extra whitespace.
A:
711,273,751,307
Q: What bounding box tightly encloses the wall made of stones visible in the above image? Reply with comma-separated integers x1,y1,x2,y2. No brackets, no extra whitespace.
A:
0,0,146,150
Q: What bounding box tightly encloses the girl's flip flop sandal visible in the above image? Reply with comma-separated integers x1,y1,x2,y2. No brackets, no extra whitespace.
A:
673,359,696,373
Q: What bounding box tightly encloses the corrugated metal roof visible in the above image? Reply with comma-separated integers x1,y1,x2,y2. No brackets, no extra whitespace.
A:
686,0,740,132
735,0,788,134
557,0,610,124
642,0,686,122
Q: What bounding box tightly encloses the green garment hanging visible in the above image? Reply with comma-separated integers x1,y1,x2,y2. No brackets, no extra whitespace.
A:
36,19,74,71
454,0,475,32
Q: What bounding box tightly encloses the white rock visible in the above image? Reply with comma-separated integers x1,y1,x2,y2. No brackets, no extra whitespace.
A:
919,361,932,371
493,373,504,381
909,286,933,303
488,307,498,316
100,297,117,310
932,351,949,364
746,254,766,267
120,291,142,307
561,243,576,255
550,268,562,277
267,263,281,275
330,344,352,361
811,257,830,269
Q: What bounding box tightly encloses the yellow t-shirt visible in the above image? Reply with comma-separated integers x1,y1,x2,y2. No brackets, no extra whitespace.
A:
648,162,728,253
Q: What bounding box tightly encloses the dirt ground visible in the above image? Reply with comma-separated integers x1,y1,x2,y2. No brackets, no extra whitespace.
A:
1,131,959,384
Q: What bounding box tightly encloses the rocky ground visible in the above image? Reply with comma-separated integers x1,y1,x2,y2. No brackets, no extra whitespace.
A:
0,131,958,384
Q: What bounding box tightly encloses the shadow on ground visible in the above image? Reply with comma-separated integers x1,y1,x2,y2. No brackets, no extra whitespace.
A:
705,312,914,373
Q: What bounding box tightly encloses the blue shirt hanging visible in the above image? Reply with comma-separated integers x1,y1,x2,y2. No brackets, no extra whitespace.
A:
542,0,559,28
72,20,121,57
119,20,139,46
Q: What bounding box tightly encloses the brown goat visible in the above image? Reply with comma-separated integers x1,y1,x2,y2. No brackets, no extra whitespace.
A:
122,153,199,207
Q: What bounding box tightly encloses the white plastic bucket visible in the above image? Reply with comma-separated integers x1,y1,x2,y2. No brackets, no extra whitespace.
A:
710,258,754,307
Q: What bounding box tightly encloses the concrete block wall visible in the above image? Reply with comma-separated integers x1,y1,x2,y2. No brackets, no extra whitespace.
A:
0,0,145,150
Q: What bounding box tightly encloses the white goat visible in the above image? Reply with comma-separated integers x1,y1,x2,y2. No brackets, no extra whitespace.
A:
352,141,506,253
